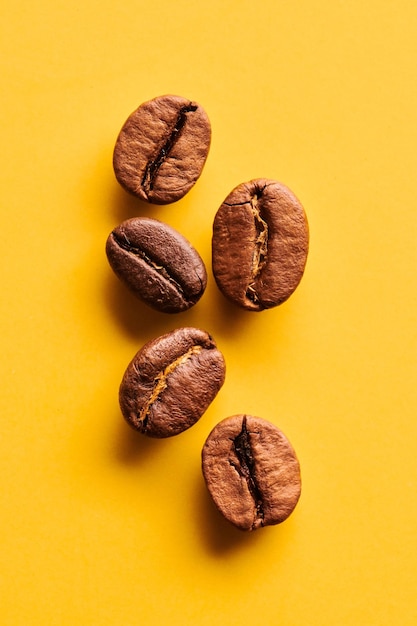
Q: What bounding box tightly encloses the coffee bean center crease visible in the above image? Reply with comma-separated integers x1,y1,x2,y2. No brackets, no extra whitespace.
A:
246,192,269,303
111,230,186,298
137,344,203,428
224,187,269,305
230,416,265,527
141,103,198,193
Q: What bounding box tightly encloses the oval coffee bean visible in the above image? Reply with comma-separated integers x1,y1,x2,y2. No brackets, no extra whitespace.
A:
106,217,207,313
212,179,309,311
202,415,301,531
119,328,225,438
113,94,211,204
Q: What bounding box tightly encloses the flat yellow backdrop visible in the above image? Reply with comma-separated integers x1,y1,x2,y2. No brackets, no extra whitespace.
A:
2,1,417,624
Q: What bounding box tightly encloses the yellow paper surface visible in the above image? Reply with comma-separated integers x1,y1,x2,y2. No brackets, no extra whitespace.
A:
2,1,417,624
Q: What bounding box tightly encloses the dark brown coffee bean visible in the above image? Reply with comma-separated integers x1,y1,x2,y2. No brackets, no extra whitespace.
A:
202,415,301,531
119,328,225,438
212,179,309,311
106,217,207,313
113,95,211,204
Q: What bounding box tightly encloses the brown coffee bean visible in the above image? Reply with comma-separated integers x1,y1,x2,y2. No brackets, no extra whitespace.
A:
119,328,225,438
212,179,309,311
202,415,301,531
113,95,211,204
106,217,207,313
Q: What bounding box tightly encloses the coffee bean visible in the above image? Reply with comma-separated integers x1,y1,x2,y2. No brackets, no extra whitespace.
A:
202,415,301,531
212,179,309,311
113,95,211,204
119,328,225,438
106,217,207,313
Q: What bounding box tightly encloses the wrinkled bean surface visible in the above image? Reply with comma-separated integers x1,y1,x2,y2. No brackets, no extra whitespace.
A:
202,414,301,530
212,179,309,311
106,217,207,313
119,328,226,438
113,94,211,204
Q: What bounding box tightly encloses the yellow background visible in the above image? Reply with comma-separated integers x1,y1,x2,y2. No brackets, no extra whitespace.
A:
2,1,417,624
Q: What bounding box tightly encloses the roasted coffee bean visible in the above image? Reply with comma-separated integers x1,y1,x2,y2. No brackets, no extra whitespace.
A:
119,328,225,438
113,94,211,204
202,415,301,531
212,179,309,311
106,217,207,313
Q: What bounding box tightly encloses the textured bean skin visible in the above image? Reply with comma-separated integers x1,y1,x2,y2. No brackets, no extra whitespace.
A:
202,415,301,530
212,179,309,311
105,217,207,313
113,94,211,204
119,328,226,438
